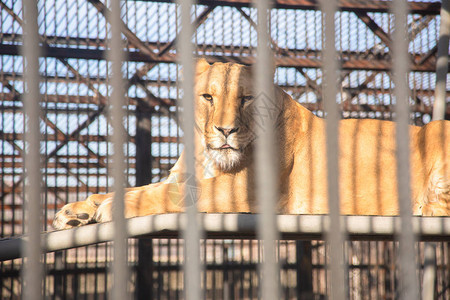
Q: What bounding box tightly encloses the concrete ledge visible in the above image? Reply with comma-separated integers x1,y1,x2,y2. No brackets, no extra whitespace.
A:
1,214,450,261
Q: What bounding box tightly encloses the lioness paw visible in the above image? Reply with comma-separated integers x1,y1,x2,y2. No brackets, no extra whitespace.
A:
92,196,139,222
53,201,97,230
93,198,113,223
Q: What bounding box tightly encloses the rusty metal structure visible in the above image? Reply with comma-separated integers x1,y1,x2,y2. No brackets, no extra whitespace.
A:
0,0,449,299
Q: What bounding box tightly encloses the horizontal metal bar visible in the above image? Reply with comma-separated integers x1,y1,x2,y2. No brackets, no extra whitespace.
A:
0,44,442,72
135,0,441,15
1,99,447,119
1,186,111,196
2,72,446,99
1,214,450,261
0,161,171,171
0,153,174,163
0,36,439,72
0,132,177,144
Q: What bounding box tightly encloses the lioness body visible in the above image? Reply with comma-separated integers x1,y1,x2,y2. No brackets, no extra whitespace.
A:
53,60,449,229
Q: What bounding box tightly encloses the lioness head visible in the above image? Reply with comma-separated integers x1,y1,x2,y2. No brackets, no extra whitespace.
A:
194,59,259,171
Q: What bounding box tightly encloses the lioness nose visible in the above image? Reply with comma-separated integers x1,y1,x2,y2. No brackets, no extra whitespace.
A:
215,126,239,137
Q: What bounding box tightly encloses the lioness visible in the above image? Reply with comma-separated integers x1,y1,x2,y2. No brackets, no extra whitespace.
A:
53,59,450,229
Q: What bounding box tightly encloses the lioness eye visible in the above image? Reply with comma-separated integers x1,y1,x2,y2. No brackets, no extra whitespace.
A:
202,94,213,102
242,95,254,103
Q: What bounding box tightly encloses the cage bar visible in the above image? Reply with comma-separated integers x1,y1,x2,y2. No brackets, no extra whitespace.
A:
391,0,420,299
177,0,203,299
433,0,449,121
21,0,44,299
253,0,281,299
106,0,129,299
318,0,348,298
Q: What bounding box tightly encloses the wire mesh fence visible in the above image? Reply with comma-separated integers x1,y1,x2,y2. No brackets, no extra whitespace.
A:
0,0,449,299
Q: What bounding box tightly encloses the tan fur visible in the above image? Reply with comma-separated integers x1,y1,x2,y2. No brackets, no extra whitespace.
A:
53,60,449,229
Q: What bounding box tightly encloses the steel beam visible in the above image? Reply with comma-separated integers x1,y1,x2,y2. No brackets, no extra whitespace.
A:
0,43,441,72
0,132,178,144
135,0,441,15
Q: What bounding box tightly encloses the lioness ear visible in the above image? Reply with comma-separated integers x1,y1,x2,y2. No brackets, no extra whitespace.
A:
196,58,210,75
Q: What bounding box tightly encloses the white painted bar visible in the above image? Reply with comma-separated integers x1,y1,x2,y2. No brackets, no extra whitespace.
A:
21,1,43,299
177,0,203,299
253,0,281,299
106,0,129,299
391,0,419,299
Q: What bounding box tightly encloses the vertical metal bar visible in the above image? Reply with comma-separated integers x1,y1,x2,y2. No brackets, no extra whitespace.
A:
391,1,419,299
106,0,128,299
136,100,154,300
432,0,449,121
21,0,43,299
320,1,348,299
422,243,436,300
252,1,280,299
296,241,313,299
177,0,203,299
318,0,347,299
425,2,448,297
